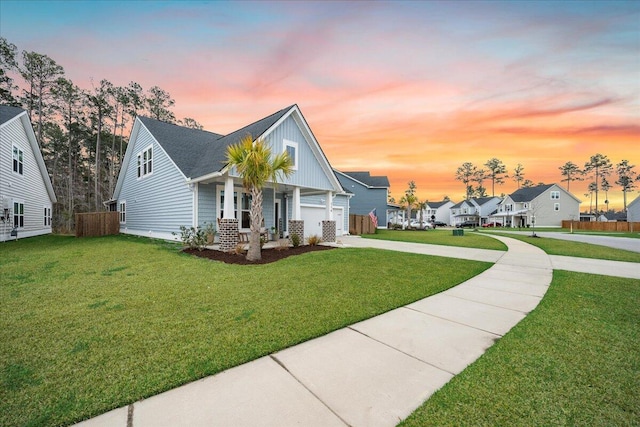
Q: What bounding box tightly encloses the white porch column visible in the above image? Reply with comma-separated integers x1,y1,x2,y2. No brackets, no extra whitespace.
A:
325,191,333,220
224,176,235,219
292,186,301,220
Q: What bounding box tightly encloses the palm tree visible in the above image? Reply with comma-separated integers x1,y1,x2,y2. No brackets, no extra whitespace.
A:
226,134,294,261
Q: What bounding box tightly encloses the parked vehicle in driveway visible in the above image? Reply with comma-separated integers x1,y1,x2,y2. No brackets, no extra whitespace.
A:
456,220,479,228
410,220,433,229
430,221,447,227
482,222,502,228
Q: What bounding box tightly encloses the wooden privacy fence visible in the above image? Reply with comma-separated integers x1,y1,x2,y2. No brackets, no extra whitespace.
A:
75,212,120,237
349,214,376,235
562,220,640,232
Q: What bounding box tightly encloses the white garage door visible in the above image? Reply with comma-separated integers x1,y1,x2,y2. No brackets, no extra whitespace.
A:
300,205,344,238
300,205,325,238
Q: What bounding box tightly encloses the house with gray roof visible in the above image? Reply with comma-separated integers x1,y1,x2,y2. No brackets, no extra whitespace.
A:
492,183,580,227
450,197,501,227
422,200,454,225
334,170,389,227
0,105,57,241
111,105,349,247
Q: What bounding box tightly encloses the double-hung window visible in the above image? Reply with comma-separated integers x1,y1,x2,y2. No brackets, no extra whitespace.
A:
119,201,126,223
137,146,153,178
554,203,560,211
13,146,23,175
13,201,24,228
44,206,52,227
550,191,560,200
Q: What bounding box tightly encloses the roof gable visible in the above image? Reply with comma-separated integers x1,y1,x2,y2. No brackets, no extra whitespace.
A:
508,184,554,202
0,105,57,203
337,171,390,188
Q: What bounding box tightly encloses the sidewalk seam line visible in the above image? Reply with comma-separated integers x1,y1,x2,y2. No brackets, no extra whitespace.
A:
269,355,352,427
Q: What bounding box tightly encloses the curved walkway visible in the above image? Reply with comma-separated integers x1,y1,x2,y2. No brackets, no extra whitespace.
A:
76,236,553,427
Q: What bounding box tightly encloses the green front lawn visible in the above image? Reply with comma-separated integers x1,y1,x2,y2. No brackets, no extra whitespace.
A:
400,270,640,426
0,235,490,427
483,232,640,262
363,229,507,251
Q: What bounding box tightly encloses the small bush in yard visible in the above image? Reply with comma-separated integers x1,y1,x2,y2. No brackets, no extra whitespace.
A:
290,233,301,247
307,235,322,246
173,225,207,250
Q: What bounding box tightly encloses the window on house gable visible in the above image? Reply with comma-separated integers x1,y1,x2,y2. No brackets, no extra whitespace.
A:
554,203,560,211
283,140,298,170
119,201,126,223
13,201,24,228
550,191,560,200
13,146,23,175
44,206,52,227
137,146,153,178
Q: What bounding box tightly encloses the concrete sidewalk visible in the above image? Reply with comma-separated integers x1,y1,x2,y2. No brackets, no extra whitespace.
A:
76,235,555,427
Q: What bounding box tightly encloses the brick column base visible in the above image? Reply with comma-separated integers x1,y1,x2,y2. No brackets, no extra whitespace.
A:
219,218,239,252
288,220,304,245
322,220,336,242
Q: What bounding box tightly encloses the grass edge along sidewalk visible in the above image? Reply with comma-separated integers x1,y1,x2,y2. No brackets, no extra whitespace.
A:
400,270,639,426
0,234,491,427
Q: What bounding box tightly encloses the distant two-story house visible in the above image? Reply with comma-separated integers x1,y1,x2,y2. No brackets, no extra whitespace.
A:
493,184,580,227
334,171,389,228
450,197,501,226
0,105,57,242
110,105,349,249
422,200,454,225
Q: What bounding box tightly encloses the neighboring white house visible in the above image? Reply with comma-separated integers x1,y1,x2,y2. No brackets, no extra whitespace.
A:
0,105,57,242
493,184,580,228
628,195,640,223
424,200,454,225
110,105,349,246
450,197,501,226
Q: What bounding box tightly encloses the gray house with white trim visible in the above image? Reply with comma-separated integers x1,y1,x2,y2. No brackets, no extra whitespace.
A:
0,105,57,241
493,184,580,227
335,171,389,227
111,105,349,245
627,195,640,223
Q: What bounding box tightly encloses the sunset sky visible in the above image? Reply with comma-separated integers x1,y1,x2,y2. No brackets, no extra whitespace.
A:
2,0,639,210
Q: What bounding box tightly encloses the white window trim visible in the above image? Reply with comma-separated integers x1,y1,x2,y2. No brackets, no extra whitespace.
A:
137,145,153,179
119,201,126,224
44,205,52,227
554,202,560,211
13,200,24,229
12,145,24,176
216,185,253,230
283,139,298,171
550,191,560,200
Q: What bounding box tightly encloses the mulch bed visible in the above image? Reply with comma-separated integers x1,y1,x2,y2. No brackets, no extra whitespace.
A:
183,244,336,265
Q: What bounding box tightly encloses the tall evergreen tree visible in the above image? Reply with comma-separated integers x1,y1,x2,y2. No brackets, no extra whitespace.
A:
146,85,175,122
484,158,506,196
558,161,583,192
511,163,525,189
584,154,612,217
455,162,477,200
615,160,638,212
0,37,19,105
19,51,64,145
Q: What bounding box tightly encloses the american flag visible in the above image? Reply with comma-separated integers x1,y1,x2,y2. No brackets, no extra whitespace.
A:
369,208,378,228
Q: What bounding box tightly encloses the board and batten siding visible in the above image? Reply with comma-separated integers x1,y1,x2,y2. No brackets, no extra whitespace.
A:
0,114,53,241
118,125,193,239
263,116,334,191
336,173,387,226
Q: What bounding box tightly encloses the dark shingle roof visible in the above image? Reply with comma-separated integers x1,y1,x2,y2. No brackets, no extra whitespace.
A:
340,171,390,188
471,197,497,206
428,200,450,208
138,105,294,178
0,105,25,125
509,184,554,202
